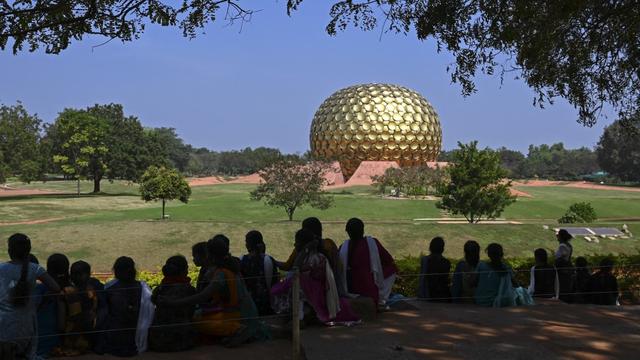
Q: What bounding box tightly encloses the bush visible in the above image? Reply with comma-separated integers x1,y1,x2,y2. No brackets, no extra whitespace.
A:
558,202,598,223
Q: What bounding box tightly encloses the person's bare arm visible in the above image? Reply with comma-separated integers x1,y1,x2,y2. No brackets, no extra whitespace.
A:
38,273,61,293
162,274,223,307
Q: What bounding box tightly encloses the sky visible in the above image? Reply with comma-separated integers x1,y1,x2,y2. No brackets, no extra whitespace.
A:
0,1,611,154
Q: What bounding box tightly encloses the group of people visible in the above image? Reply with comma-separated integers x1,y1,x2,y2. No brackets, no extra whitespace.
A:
0,220,621,359
417,229,620,307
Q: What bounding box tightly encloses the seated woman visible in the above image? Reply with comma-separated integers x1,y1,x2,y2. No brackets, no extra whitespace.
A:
149,255,197,352
161,235,270,347
192,242,210,293
527,249,559,299
451,240,480,303
95,256,154,357
418,237,451,302
587,258,619,305
240,230,279,315
272,229,360,325
35,253,70,358
573,257,592,304
58,260,104,356
475,243,517,307
0,233,60,360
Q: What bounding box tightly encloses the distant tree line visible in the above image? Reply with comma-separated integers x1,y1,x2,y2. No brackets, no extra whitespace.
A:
0,102,303,191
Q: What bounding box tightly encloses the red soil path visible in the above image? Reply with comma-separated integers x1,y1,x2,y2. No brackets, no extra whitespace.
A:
514,180,640,193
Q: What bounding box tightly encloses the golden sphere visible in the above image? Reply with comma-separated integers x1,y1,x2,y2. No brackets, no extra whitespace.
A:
310,83,442,179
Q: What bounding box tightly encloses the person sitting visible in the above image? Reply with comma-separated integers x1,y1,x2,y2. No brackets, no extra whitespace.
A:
451,240,480,303
527,249,559,299
192,242,210,293
555,229,575,303
338,218,398,308
573,257,592,304
161,235,270,347
587,259,619,306
418,237,451,302
240,230,279,315
475,243,516,307
149,255,197,352
279,217,340,273
271,229,359,325
0,233,60,360
58,260,104,356
35,253,70,358
95,256,154,357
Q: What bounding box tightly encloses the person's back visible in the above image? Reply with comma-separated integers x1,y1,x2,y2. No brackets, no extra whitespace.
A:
528,249,558,299
475,244,515,307
451,240,480,303
573,257,591,304
241,231,278,316
587,259,618,306
149,256,196,352
418,237,451,302
36,253,71,357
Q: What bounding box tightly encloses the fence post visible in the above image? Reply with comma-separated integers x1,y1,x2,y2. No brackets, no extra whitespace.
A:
292,267,301,360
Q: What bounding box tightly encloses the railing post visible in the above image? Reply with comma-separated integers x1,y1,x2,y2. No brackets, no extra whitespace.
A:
292,267,301,360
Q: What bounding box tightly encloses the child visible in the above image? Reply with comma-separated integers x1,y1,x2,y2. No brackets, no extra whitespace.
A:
192,242,209,293
95,256,154,356
573,257,592,304
149,255,197,352
240,230,279,315
418,237,451,302
36,253,70,358
587,258,619,305
57,261,104,355
527,249,559,299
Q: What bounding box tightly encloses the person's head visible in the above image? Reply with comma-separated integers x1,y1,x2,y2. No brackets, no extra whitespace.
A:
575,256,588,269
534,248,548,265
28,254,39,264
599,258,614,273
162,255,189,278
345,218,365,240
8,233,32,307
557,229,573,243
429,237,445,255
113,256,136,283
47,253,70,287
294,228,316,252
207,234,238,273
302,217,323,239
463,240,480,267
486,243,504,268
192,242,208,267
245,230,265,254
70,260,92,288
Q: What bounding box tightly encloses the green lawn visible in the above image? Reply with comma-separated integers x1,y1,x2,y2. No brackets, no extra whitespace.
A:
1,181,639,271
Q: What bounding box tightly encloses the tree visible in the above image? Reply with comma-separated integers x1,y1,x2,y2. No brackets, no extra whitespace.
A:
250,160,334,221
437,141,516,223
139,165,191,219
3,2,638,126
51,109,109,194
558,202,597,224
0,102,43,180
596,115,640,182
144,127,191,172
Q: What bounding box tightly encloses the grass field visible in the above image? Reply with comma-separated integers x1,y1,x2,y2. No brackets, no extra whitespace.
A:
1,180,639,271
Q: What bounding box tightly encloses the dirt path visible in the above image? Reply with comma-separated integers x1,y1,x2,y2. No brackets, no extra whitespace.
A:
0,188,62,197
0,217,65,227
514,180,640,193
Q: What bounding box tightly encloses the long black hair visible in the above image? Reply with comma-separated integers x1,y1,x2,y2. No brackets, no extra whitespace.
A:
486,243,506,272
208,234,240,273
463,240,480,268
8,233,32,307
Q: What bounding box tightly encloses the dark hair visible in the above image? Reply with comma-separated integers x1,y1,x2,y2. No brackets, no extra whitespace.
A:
599,258,614,272
463,240,480,267
429,237,445,255
70,260,91,276
162,255,189,277
207,234,239,273
575,256,588,268
47,253,70,287
557,229,573,243
346,218,365,240
486,243,505,270
245,230,265,253
302,217,323,239
534,248,548,264
294,228,316,252
28,254,39,264
8,233,32,307
192,242,208,257
113,256,136,282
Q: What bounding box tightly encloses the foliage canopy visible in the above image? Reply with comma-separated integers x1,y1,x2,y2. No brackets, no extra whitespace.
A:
596,115,640,182
139,165,191,219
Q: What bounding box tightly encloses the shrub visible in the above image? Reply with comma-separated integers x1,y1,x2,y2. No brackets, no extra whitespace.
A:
558,202,597,223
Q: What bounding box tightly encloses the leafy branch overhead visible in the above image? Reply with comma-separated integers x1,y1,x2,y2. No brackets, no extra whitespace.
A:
1,1,638,127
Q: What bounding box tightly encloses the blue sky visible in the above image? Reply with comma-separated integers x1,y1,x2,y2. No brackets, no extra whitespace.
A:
0,1,610,153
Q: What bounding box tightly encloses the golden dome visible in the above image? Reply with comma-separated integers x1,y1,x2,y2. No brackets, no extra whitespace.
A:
310,83,442,179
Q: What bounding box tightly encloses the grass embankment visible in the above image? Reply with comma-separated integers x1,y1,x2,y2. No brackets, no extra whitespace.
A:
1,181,639,271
